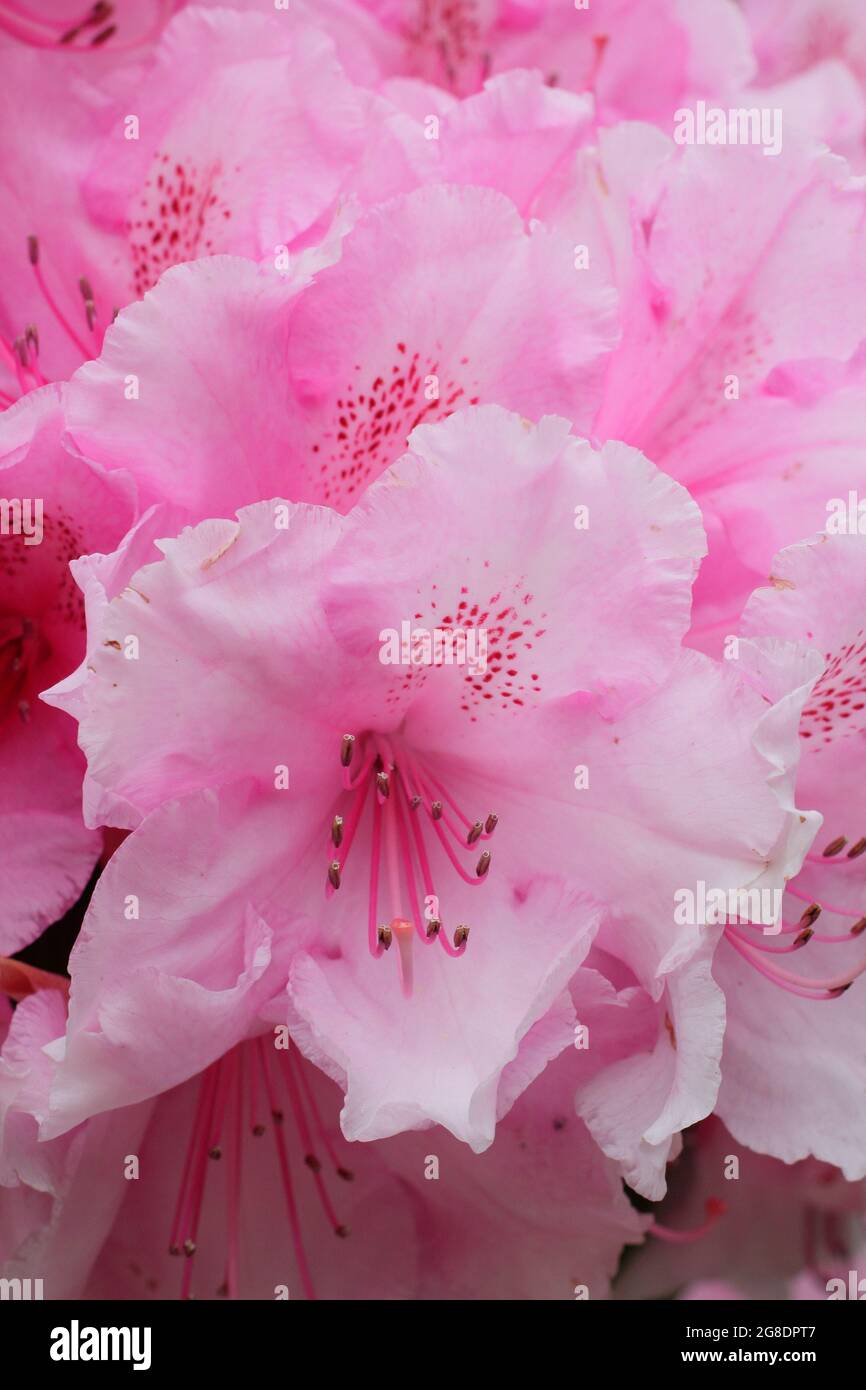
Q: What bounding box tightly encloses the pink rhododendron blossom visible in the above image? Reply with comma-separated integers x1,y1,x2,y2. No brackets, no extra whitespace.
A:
0,971,645,1300
2,0,865,1314
62,184,617,519
712,532,866,1179
538,127,866,649
43,406,810,1164
0,387,134,954
348,0,755,117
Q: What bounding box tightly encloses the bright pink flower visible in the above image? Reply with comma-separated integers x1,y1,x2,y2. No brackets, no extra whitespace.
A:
713,531,866,1179
0,971,645,1300
43,406,809,1156
347,0,754,117
538,126,866,649
62,182,617,519
0,387,135,954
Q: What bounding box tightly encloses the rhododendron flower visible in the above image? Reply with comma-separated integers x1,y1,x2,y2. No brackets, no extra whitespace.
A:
44,406,811,1161
0,970,645,1300
713,531,866,1180
537,126,866,649
344,0,755,118
0,387,134,955
62,183,617,519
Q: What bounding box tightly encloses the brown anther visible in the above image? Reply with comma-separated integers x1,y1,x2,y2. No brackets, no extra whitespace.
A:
431,800,443,821
376,770,390,799
798,903,822,927
271,1108,284,1125
337,1166,355,1182
850,917,866,937
823,835,847,858
335,1225,350,1239
27,235,39,266
485,813,498,835
328,860,342,891
377,925,392,951
476,849,491,878
252,1123,266,1137
410,795,422,811
90,2,114,21
304,1153,322,1173
340,733,355,767
208,1145,222,1160
59,26,83,43
25,324,38,354
467,821,483,846
453,925,470,948
426,917,441,939
793,928,813,948
79,276,95,302
848,838,866,859
13,337,28,368
331,815,344,848
90,24,117,45
183,1238,196,1257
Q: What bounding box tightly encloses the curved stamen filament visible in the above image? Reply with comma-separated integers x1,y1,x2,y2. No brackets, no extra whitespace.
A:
649,1198,726,1245
28,240,94,358
415,758,496,840
724,923,810,955
786,882,865,920
725,929,858,999
256,1040,316,1301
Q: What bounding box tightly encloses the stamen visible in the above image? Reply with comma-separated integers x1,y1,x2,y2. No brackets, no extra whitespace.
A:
27,234,94,357
281,1046,348,1237
165,1038,354,1300
649,1198,726,1244
224,1051,242,1299
256,1039,316,1300
725,929,864,999
368,796,385,956
293,1047,354,1182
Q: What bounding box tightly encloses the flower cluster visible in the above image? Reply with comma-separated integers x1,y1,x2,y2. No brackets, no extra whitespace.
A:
1,0,865,1303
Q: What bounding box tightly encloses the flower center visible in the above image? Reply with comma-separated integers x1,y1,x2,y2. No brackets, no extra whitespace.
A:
327,731,497,995
169,1037,353,1301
